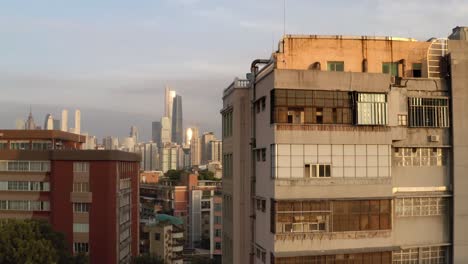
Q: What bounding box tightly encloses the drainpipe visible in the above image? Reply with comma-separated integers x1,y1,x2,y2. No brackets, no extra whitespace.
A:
249,59,271,264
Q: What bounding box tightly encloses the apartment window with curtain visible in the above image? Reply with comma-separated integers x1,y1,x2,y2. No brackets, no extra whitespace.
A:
355,93,388,125
222,110,233,138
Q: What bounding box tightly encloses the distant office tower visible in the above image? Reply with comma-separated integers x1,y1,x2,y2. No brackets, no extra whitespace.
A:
81,133,97,150
182,147,191,168
25,110,36,130
186,128,194,146
74,110,81,135
44,114,54,130
15,119,25,130
161,117,171,144
61,109,68,132
190,127,201,166
152,121,162,145
103,136,119,150
200,132,216,165
165,86,176,119
208,140,222,163
53,119,60,130
171,95,183,145
130,126,139,143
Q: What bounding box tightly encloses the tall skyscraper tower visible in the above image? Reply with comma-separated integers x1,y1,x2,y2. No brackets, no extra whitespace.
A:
165,86,176,119
171,95,183,145
160,117,171,144
130,126,139,143
152,121,162,145
25,110,37,130
74,110,81,135
44,114,54,130
61,109,68,132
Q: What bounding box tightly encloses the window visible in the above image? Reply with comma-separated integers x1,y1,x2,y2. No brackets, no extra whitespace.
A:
393,148,446,167
420,246,446,264
73,242,89,254
275,252,392,264
222,110,233,138
305,164,331,178
10,141,30,150
355,93,388,125
73,223,89,233
214,203,222,211
261,149,266,162
408,97,449,127
382,62,399,76
255,245,266,263
215,229,221,237
395,197,447,217
215,242,221,250
73,182,90,192
398,114,408,126
74,203,90,213
393,248,419,264
412,63,422,77
154,233,160,241
0,141,7,150
31,141,52,150
327,61,344,72
0,161,50,172
201,201,211,209
270,89,353,125
214,216,221,224
223,153,233,179
73,162,89,173
8,200,29,210
271,199,391,234
256,198,266,212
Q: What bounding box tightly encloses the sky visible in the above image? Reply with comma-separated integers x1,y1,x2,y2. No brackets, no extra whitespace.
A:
0,0,467,141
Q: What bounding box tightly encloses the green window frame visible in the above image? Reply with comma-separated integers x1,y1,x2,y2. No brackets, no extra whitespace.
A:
382,62,399,76
327,61,344,72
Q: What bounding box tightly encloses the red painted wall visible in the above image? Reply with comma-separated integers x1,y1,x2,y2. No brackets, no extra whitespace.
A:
50,161,74,252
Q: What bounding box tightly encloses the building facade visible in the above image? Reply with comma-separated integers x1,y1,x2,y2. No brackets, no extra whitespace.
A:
0,130,140,263
172,95,183,145
222,27,468,264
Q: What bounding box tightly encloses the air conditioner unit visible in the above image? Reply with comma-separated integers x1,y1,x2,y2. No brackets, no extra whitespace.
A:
430,135,440,142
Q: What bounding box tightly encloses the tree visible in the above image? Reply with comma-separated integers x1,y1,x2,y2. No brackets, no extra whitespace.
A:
166,169,184,182
0,219,88,264
132,254,164,264
198,170,219,181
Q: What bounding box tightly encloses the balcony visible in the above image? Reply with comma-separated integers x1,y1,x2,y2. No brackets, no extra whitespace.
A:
172,231,183,239
275,124,390,132
172,244,184,252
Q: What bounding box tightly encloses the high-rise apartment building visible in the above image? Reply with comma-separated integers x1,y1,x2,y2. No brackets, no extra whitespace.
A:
160,143,179,173
53,119,61,130
222,27,468,264
161,117,172,144
152,121,162,145
172,95,183,145
201,132,216,165
103,136,119,150
61,109,68,132
0,130,140,263
208,140,222,164
130,126,139,143
189,127,201,166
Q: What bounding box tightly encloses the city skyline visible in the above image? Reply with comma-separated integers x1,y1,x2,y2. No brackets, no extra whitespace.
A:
1,1,467,142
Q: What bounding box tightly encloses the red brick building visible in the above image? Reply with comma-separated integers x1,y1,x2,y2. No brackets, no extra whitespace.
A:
0,130,140,263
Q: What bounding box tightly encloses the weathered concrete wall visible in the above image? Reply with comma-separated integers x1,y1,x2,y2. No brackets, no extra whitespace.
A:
449,40,468,264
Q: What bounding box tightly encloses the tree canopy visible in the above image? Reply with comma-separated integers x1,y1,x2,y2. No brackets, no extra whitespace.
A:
198,170,219,181
132,254,164,264
0,219,88,264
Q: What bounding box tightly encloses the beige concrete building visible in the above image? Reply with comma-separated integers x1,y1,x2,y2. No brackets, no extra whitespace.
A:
221,27,468,264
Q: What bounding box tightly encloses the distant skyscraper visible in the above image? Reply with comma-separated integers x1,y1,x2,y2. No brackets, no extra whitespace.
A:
74,110,81,135
61,109,68,132
171,95,183,145
165,86,176,119
103,136,119,150
15,119,25,130
208,140,222,164
190,127,201,166
25,110,36,130
44,114,54,130
53,119,61,130
186,128,194,146
161,117,171,144
152,121,162,145
200,132,216,165
130,126,139,143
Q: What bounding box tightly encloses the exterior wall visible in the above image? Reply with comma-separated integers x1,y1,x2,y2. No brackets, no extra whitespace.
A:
449,39,468,263
222,82,252,264
275,36,430,77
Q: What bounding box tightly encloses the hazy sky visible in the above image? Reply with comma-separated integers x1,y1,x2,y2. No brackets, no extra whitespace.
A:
1,0,467,140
